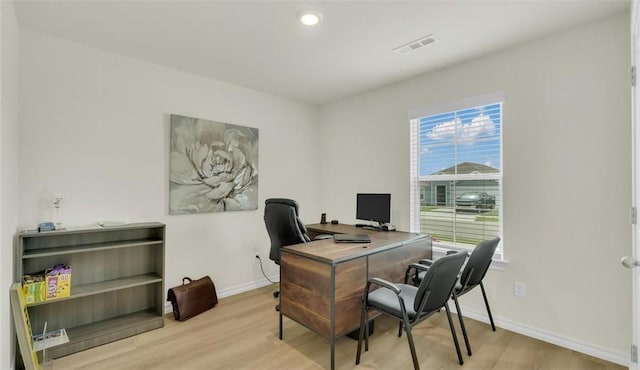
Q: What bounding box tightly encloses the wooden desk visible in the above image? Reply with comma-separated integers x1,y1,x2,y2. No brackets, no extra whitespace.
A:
279,223,432,369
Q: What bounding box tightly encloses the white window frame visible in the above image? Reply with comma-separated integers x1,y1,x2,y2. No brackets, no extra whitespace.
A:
409,92,506,265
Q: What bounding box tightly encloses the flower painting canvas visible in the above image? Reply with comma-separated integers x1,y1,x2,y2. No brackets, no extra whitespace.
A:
170,114,259,214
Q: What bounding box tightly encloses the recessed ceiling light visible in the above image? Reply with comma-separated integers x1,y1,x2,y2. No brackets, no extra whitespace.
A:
298,11,322,26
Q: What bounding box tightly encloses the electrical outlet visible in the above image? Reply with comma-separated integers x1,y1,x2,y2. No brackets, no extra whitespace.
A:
514,281,526,298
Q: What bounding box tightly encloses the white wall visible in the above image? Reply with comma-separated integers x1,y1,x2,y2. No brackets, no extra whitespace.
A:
8,7,632,369
1,0,21,368
17,28,322,305
318,13,631,364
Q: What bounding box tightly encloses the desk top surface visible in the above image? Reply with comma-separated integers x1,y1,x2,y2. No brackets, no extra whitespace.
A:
283,223,430,264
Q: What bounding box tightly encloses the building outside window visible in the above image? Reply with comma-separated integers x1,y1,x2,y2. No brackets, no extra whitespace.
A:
409,92,503,258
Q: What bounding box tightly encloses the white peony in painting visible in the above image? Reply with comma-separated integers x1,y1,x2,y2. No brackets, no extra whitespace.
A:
170,114,259,214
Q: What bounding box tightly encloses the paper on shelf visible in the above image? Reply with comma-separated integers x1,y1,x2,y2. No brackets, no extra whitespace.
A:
33,328,69,351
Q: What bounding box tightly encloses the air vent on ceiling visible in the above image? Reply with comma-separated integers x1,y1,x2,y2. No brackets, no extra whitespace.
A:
393,34,437,55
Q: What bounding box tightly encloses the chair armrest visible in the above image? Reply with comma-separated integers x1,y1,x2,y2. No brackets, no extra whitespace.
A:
418,258,433,266
404,262,431,284
408,263,430,272
456,266,476,293
446,249,470,257
368,277,401,295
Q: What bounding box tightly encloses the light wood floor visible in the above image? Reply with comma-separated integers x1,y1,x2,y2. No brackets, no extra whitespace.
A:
50,285,624,370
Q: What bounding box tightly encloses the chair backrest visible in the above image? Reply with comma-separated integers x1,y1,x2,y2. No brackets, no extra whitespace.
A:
263,198,311,265
459,237,501,289
415,251,467,313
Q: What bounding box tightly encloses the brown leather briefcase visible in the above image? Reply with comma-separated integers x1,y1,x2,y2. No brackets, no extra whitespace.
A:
167,276,218,321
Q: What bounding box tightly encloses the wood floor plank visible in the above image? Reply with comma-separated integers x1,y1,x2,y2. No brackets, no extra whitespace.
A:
49,285,625,370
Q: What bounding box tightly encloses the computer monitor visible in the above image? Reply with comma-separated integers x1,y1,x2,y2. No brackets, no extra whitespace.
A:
356,193,391,224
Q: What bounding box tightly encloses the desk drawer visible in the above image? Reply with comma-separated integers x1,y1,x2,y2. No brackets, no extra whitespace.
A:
280,253,332,336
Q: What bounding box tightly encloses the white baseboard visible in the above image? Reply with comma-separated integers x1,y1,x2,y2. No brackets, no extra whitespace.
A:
163,276,278,315
455,305,629,367
217,277,278,299
162,277,628,367
433,248,626,366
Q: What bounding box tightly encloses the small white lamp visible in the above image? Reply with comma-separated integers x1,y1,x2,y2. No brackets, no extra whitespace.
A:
53,192,64,230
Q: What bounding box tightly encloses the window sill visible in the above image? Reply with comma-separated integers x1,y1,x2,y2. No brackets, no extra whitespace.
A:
431,243,510,271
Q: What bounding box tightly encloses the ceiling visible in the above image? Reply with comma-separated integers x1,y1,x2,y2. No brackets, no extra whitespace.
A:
14,0,630,106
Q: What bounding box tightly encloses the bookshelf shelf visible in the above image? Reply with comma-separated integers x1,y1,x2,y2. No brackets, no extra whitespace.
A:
26,273,163,307
22,239,163,259
16,222,165,359
47,310,164,359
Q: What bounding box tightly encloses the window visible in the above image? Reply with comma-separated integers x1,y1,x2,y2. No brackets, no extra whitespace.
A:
409,92,503,258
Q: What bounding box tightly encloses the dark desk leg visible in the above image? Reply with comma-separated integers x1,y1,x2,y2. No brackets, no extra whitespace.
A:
279,267,283,340
279,312,283,340
330,337,335,370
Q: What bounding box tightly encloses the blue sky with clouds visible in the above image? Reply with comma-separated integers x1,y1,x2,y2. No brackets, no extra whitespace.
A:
419,103,501,176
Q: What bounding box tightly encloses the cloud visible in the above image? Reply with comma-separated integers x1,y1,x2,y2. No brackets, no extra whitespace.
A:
425,114,495,144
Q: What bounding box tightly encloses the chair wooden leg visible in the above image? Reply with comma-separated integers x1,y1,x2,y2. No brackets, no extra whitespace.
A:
404,321,420,370
452,294,472,356
480,282,496,331
445,304,464,365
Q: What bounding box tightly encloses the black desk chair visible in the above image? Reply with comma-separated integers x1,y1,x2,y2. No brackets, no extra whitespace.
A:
264,198,311,269
263,198,330,303
355,251,468,370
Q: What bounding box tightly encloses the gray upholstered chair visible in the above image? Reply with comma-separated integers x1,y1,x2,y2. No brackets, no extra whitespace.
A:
355,251,467,370
449,237,500,355
408,237,501,356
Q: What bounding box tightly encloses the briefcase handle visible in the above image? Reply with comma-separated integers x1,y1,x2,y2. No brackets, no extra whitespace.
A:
182,277,193,285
